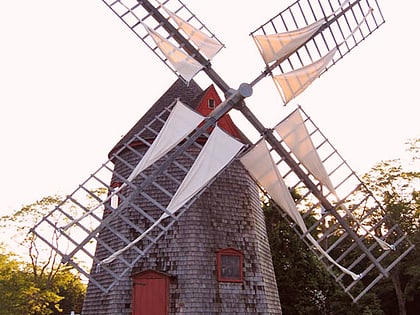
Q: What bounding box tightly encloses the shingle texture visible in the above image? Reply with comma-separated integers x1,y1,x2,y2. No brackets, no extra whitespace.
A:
82,79,281,314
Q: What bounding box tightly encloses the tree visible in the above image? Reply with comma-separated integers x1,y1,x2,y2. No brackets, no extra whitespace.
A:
0,196,86,314
362,139,420,315
263,201,384,315
262,139,420,314
0,249,29,315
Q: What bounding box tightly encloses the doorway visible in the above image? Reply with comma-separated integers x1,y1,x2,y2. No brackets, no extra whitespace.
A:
132,270,170,315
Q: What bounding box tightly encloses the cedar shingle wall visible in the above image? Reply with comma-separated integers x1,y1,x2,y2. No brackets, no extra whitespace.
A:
82,79,281,314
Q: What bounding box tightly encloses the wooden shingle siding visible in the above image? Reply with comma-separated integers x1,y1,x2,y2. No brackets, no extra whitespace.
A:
82,79,281,314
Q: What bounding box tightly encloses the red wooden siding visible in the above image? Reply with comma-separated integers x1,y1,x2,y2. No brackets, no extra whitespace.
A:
132,270,169,315
195,85,243,140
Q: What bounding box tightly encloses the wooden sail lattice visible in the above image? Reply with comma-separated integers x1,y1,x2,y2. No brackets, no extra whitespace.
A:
100,0,224,83
250,0,385,75
259,107,414,302
30,100,243,293
30,0,414,303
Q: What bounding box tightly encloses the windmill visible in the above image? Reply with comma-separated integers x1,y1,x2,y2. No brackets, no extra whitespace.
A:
30,0,414,314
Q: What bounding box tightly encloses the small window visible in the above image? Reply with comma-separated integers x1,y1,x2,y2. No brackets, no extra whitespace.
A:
110,182,122,209
208,98,215,109
216,248,243,282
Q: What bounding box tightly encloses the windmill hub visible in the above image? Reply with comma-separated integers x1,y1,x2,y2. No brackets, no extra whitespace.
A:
238,83,253,98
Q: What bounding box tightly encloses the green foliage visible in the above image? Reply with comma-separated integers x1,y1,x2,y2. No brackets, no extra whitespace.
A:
0,247,86,315
0,195,87,314
264,139,419,315
0,250,29,314
263,202,384,315
361,139,420,315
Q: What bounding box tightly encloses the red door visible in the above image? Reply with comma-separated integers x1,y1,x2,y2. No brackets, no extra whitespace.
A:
132,270,169,315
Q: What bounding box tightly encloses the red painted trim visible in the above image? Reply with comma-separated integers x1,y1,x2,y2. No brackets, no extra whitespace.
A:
195,85,243,140
216,248,243,283
132,270,170,315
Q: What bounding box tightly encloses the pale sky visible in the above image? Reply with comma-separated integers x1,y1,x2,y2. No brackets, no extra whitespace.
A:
0,0,419,214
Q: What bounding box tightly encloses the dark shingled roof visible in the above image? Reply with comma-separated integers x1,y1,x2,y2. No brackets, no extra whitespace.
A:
109,79,203,157
109,78,250,158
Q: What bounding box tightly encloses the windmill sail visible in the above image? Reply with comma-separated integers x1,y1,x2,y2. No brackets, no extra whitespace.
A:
275,109,336,194
240,140,361,281
161,5,223,60
252,0,349,65
272,47,337,105
126,99,205,182
163,125,244,217
142,23,204,82
253,19,325,65
274,109,394,251
60,99,205,231
102,125,244,264
268,6,373,105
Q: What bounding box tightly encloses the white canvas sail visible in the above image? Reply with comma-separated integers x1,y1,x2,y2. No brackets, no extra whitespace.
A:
60,100,204,231
164,125,244,218
272,47,337,105
162,6,223,60
101,126,244,264
275,109,336,195
253,19,325,65
252,0,349,65
275,110,394,251
240,140,360,281
127,100,204,183
143,23,204,82
240,140,304,226
270,5,373,105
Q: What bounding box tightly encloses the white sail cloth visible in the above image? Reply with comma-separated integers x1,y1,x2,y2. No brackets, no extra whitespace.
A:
275,109,336,195
60,100,204,231
274,109,394,251
240,140,361,281
253,19,325,65
127,100,204,183
161,5,223,60
240,140,305,228
101,126,244,264
252,0,349,65
142,23,204,82
268,4,372,105
272,48,337,105
163,126,244,218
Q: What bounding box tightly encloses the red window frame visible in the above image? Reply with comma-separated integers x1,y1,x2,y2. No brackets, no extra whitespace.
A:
216,248,243,283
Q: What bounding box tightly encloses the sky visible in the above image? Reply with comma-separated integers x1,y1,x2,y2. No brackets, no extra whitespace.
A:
0,0,419,214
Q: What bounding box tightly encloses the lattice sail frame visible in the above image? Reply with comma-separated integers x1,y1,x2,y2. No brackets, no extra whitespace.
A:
30,0,414,303
250,0,385,75
259,107,414,302
100,0,224,82
30,101,241,293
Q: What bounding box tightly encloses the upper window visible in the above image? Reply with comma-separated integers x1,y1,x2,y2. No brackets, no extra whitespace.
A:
208,98,215,109
109,182,122,210
216,248,243,282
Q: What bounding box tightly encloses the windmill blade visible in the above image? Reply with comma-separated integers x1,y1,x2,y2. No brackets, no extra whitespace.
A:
250,0,384,76
99,125,244,265
30,87,246,293
31,100,202,292
272,47,338,105
99,0,227,86
240,107,413,302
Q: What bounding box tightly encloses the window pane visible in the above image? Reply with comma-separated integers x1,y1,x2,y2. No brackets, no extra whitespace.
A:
220,255,240,279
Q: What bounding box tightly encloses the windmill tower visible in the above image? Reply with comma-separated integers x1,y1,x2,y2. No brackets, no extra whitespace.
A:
81,79,281,314
30,0,414,314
